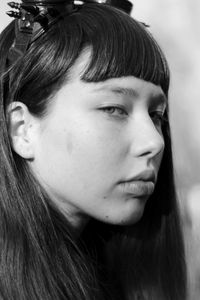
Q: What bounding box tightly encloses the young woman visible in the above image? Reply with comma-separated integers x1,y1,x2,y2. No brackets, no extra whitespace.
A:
0,0,187,299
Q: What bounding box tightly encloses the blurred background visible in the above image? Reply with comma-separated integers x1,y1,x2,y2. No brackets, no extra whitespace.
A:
1,0,200,298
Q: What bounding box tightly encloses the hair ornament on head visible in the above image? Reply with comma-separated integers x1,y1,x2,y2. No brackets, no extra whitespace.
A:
6,0,132,65
6,0,75,65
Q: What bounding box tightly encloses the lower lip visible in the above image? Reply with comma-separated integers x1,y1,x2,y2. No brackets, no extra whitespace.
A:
119,181,155,197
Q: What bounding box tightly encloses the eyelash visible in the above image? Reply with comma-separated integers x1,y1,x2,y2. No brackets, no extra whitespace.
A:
99,106,127,117
99,106,167,125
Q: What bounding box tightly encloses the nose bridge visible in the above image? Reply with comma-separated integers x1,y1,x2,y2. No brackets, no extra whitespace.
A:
130,113,164,158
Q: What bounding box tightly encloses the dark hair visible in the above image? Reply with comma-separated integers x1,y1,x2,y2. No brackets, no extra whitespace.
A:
0,3,186,300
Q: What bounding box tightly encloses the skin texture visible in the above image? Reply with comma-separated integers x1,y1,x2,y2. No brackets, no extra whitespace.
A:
13,53,167,232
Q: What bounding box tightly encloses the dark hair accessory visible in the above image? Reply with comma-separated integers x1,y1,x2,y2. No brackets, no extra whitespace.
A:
6,0,132,65
6,1,73,65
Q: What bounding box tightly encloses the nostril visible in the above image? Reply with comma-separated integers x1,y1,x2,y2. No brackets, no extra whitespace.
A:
140,150,152,157
134,137,164,159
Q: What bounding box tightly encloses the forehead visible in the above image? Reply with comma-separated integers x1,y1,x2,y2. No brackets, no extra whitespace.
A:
67,52,167,106
91,77,167,110
92,77,166,98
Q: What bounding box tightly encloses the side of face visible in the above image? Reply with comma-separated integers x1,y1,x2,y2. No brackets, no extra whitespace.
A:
9,55,167,230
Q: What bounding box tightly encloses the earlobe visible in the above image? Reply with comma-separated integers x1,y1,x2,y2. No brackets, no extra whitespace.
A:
7,102,36,159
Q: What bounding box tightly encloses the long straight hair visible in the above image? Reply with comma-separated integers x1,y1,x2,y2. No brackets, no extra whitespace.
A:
0,4,186,299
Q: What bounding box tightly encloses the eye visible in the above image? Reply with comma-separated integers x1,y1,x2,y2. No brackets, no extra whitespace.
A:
150,111,167,126
99,106,128,117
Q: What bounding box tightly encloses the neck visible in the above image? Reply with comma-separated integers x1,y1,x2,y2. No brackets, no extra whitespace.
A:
54,204,90,238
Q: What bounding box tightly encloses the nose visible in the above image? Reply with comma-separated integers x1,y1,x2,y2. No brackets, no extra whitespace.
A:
129,114,165,159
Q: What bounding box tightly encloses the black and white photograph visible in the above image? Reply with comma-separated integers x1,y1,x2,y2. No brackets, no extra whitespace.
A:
0,1,200,299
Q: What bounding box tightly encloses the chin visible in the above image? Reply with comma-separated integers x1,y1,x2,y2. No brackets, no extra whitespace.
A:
103,204,145,226
122,210,144,225
119,209,144,225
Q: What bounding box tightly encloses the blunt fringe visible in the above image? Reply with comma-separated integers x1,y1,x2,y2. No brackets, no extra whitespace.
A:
0,3,186,300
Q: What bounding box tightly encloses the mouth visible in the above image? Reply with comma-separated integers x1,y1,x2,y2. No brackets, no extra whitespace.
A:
119,169,156,197
119,180,155,197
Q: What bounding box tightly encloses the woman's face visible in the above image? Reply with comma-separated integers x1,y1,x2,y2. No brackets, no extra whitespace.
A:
30,54,167,230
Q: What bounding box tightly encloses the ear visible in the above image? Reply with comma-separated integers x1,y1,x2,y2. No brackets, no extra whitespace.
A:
7,102,37,160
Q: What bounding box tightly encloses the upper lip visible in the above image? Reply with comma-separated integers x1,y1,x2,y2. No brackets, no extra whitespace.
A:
123,169,156,183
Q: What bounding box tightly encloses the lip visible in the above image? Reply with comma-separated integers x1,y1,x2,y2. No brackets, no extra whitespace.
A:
119,180,155,197
126,169,156,183
119,169,156,197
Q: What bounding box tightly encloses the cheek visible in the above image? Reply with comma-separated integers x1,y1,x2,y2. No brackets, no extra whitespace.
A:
66,132,75,154
68,123,125,174
61,120,128,198
154,143,165,172
34,113,127,205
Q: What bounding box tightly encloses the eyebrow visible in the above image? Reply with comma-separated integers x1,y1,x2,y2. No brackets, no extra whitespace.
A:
94,86,138,97
93,86,167,106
